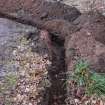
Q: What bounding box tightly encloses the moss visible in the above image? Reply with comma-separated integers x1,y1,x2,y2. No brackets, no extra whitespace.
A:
5,74,17,87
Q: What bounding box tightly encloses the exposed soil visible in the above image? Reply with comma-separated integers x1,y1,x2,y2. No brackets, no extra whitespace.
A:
47,34,66,105
64,12,105,104
1,0,105,105
0,1,80,105
0,0,80,22
65,11,105,73
0,0,81,39
0,18,51,105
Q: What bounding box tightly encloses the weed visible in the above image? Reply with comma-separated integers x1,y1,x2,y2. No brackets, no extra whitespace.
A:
5,74,17,87
67,59,105,97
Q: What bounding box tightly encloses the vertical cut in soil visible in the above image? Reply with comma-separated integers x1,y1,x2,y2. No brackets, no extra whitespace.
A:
47,35,67,105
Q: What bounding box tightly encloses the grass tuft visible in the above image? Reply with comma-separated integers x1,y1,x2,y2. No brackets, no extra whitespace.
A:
68,59,105,97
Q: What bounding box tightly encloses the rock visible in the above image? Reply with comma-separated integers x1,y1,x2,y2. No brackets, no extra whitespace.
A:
63,0,105,14
0,0,81,22
0,18,36,77
29,103,32,105
74,11,105,45
43,19,79,40
0,15,51,105
0,0,81,38
65,12,105,73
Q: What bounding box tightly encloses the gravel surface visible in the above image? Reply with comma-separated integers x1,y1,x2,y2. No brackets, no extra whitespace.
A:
0,18,51,105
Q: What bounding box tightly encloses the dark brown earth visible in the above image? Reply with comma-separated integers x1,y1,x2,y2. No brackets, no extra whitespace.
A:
0,1,81,105
74,11,105,45
65,11,105,73
64,12,105,102
0,0,105,74
0,0,80,22
1,0,105,105
0,0,80,40
0,1,80,105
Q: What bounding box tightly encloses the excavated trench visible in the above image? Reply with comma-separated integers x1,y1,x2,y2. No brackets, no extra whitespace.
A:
0,2,80,104
42,34,67,105
0,12,74,105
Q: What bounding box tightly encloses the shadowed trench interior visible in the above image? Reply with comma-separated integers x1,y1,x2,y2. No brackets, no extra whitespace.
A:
42,34,67,105
0,12,67,104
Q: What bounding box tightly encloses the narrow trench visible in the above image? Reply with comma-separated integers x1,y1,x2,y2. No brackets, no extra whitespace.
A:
47,35,67,105
26,30,67,105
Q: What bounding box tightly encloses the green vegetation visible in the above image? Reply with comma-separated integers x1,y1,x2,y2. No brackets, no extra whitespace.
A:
5,74,17,87
0,74,17,94
68,60,105,97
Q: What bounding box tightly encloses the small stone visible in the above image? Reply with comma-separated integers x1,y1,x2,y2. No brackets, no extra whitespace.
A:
46,60,52,65
13,50,17,55
92,100,96,104
20,70,25,76
17,94,24,101
29,103,32,105
25,87,30,92
74,99,79,103
18,46,21,49
13,97,17,101
100,100,104,105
